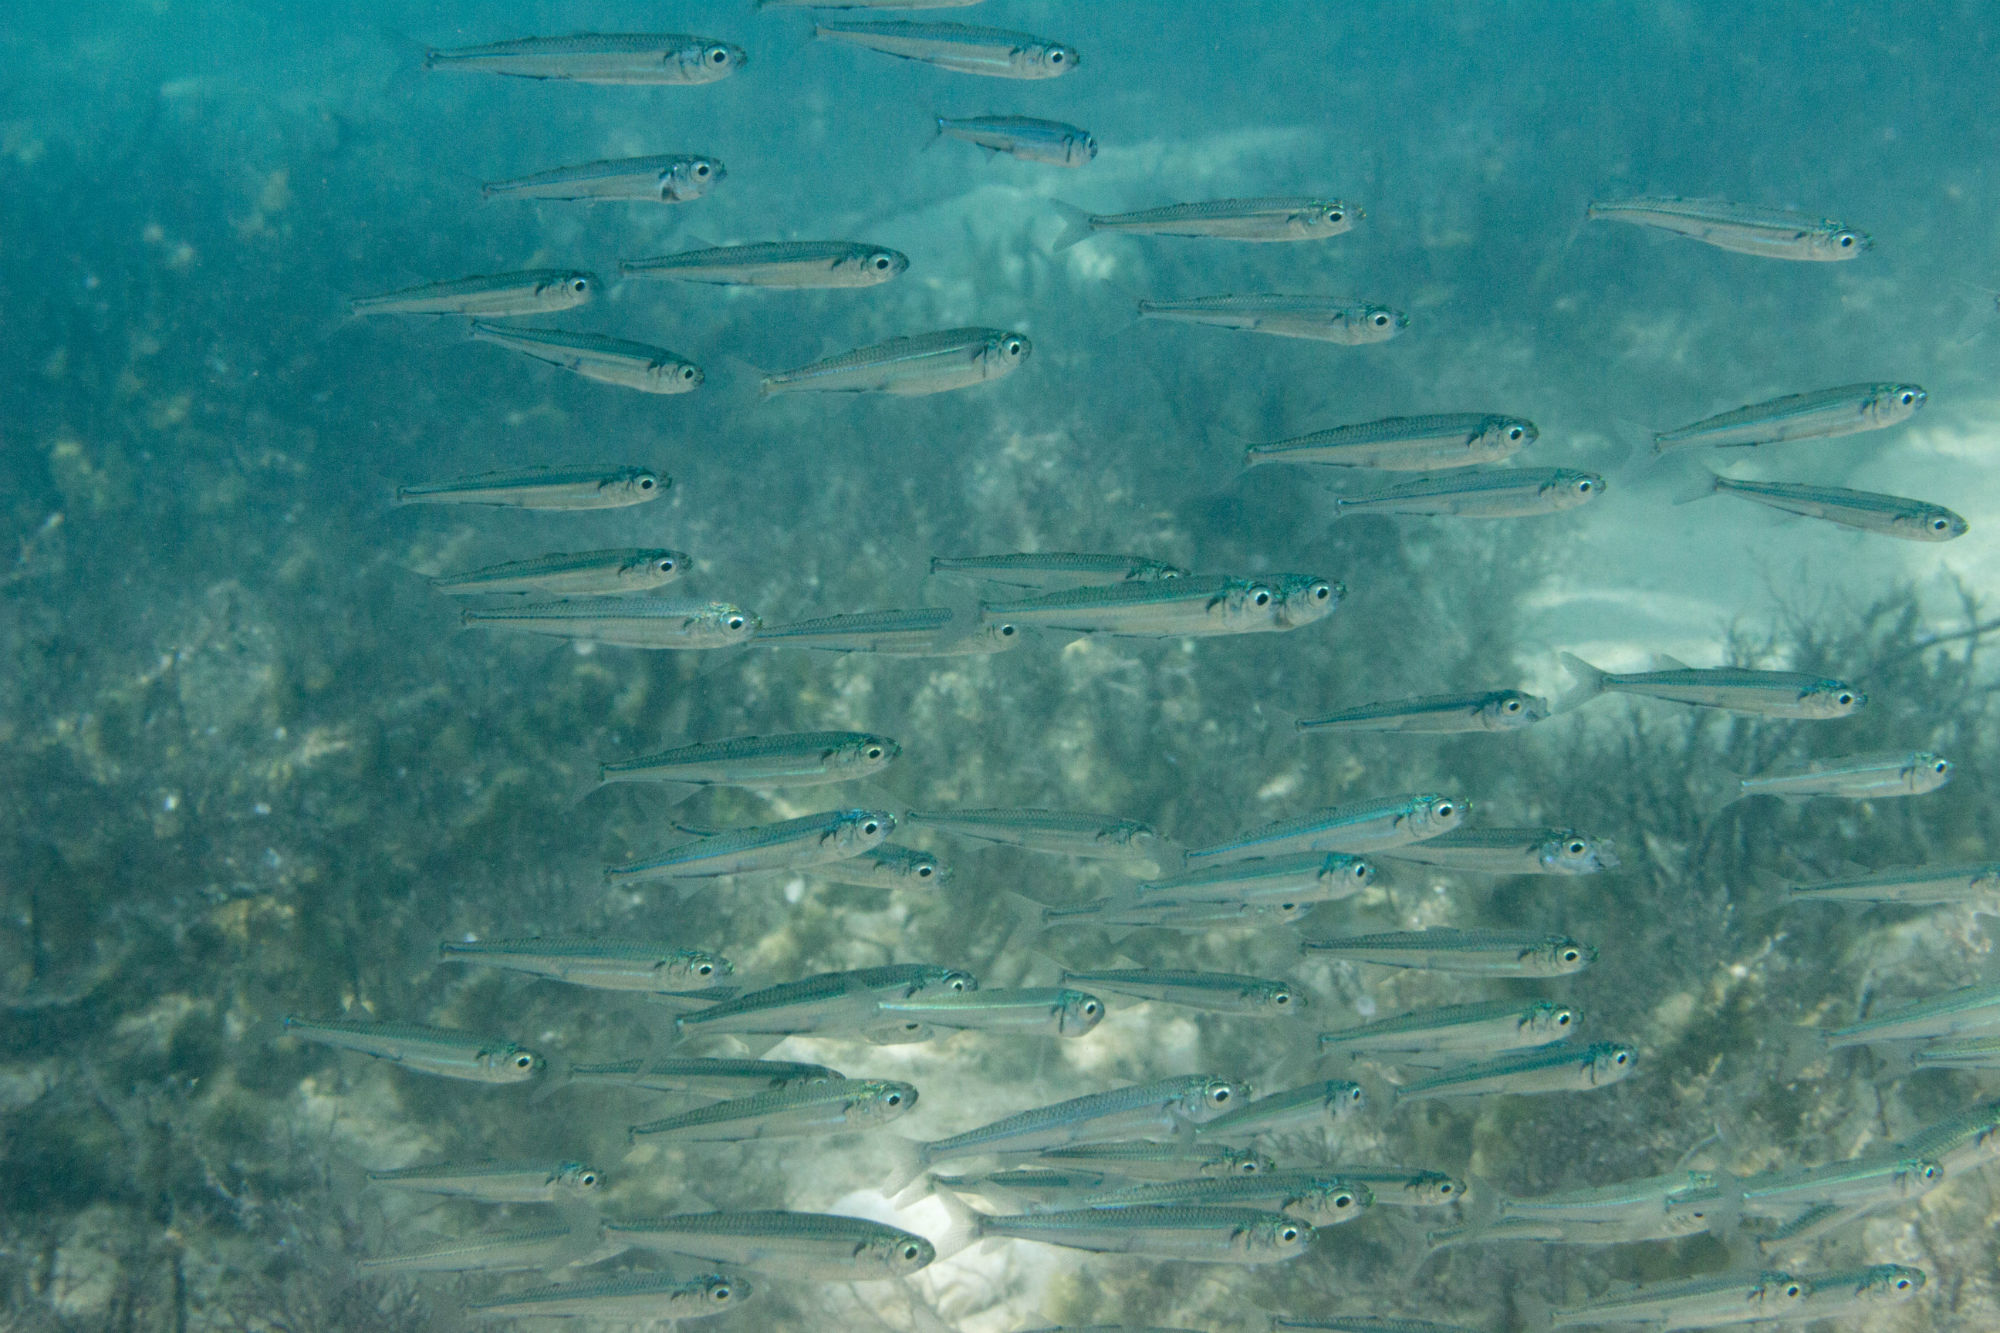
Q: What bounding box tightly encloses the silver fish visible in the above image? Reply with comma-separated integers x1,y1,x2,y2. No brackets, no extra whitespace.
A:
1786,1267,1925,1321
1910,1035,2000,1069
358,1225,601,1275
1138,294,1405,344
814,843,948,888
464,1273,749,1323
906,808,1163,864
1183,793,1464,864
1739,750,1951,801
1430,1203,1709,1249
482,154,724,203
365,1159,602,1203
1061,968,1307,1018
1314,1167,1465,1208
629,1079,916,1141
1083,1171,1373,1227
465,599,756,650
1131,853,1375,908
873,988,1104,1036
281,1017,539,1083
934,1166,1147,1209
938,115,1095,166
1297,689,1548,734
1733,1154,1943,1214
1041,896,1310,932
1559,653,1864,719
1550,1269,1810,1329
1301,928,1595,977
468,323,702,393
1654,382,1924,452
980,573,1341,638
676,964,975,1039
1896,1099,2000,1172
431,548,687,597
395,465,663,509
996,1140,1275,1181
426,33,745,85
1681,471,1966,540
1484,1169,1717,1226
1245,414,1535,471
1192,1080,1367,1138
930,551,1191,589
1377,827,1617,875
1588,196,1868,260
1334,468,1603,518
755,606,1023,654
942,1198,1313,1264
1054,197,1357,251
761,326,1029,396
561,1057,843,1100
350,270,597,317
813,21,1079,78
898,1074,1249,1175
607,809,893,885
437,937,731,993
623,241,907,288
1821,980,2000,1046
601,1211,933,1281
597,731,900,790
1392,1041,1634,1103
1318,999,1580,1061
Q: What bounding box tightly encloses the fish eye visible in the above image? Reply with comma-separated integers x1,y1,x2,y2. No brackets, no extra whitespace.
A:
1274,992,1290,1005
657,557,677,573
708,47,730,65
1252,590,1272,606
885,1091,903,1106
727,615,746,630
1784,1284,1802,1298
1568,840,1587,855
579,1171,599,1187
1311,582,1331,600
1896,1279,1911,1289
915,864,934,878
1348,1086,1364,1102
694,162,710,178
1935,760,1949,773
1507,425,1524,440
1575,479,1595,493
1504,698,1522,711
1836,692,1854,705
1352,863,1369,878
1335,1192,1355,1208
865,746,884,759
1003,338,1024,355
1613,1051,1629,1064
1211,1087,1231,1104
1326,208,1344,223
999,623,1017,636
1371,312,1391,326
712,1285,731,1302
1434,802,1455,818
514,1053,534,1069
902,1244,921,1260
571,278,589,294
1281,1227,1300,1242
1438,1181,1455,1194
1082,999,1100,1015
695,962,713,976
680,365,698,380
1931,517,1950,531
1901,390,1917,405
1556,1010,1573,1026
1280,902,1298,912
862,820,881,835
874,255,892,270
638,476,657,490
1837,233,1855,248
1562,949,1580,963
1239,1160,1260,1173
1048,49,1065,63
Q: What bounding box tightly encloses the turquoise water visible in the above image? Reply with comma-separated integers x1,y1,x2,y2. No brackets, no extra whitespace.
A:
4,2,1999,1328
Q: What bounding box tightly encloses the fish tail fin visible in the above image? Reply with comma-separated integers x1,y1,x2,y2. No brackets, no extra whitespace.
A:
882,1137,933,1203
923,116,946,152
1552,652,1608,713
1050,199,1095,253
930,1182,988,1260
1669,466,1724,506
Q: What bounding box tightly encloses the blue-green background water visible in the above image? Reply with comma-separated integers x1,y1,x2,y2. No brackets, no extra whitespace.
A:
4,2,2000,1328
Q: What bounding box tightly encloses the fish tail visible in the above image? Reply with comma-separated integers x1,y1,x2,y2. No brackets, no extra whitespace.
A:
1553,652,1609,712
882,1138,933,1203
929,1181,987,1259
1669,467,1724,505
1050,199,1095,253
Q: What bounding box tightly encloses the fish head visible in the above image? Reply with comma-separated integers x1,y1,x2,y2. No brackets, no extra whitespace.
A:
977,330,1033,379
1585,1042,1637,1086
1400,1170,1466,1206
1320,1079,1368,1119
1182,1076,1252,1121
898,848,948,886
1798,680,1865,718
1024,41,1081,76
1351,304,1406,341
1261,980,1311,1016
684,1274,751,1316
1298,1178,1373,1225
1893,1156,1945,1196
1809,223,1870,259
829,809,895,854
539,270,598,307
1849,1265,1925,1305
829,734,902,776
1317,854,1375,896
480,1043,543,1082
1055,989,1106,1035
1202,1148,1278,1176
1246,1214,1315,1257
1532,935,1595,976
1273,574,1343,627
1899,505,1968,541
1408,793,1468,838
1904,751,1953,793
865,1231,936,1276
1069,132,1099,166
670,949,733,983
1523,1000,1582,1041
1752,1272,1811,1312
970,617,1029,651
621,549,689,588
925,967,979,994
690,602,760,647
1547,469,1606,509
678,40,747,82
552,1161,605,1195
850,1080,919,1125
1478,690,1548,730
1867,382,1926,426
1537,830,1616,874
837,247,909,285
608,468,666,503
1296,200,1359,236
864,1020,935,1046
1473,415,1539,461
648,356,705,392
660,156,725,202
